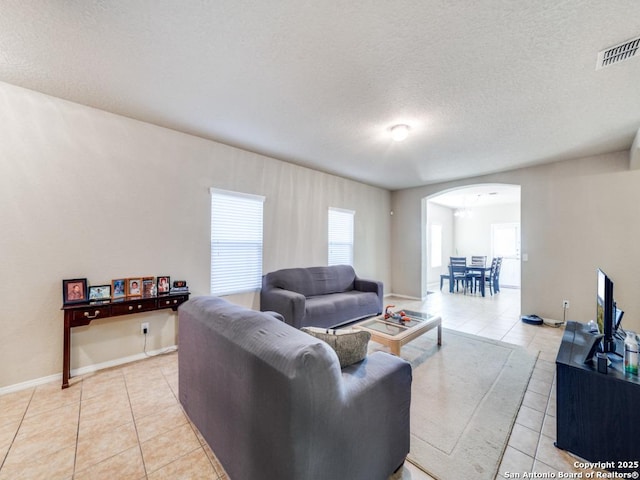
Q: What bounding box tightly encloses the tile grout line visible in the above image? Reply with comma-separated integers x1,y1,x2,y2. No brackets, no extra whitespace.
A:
533,373,557,470
159,359,223,479
123,367,150,479
71,379,85,479
75,370,144,478
0,388,35,473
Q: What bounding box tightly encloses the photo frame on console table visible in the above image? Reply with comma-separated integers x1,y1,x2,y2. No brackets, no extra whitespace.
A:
142,277,155,296
127,278,142,296
112,279,126,299
89,284,111,301
157,276,170,294
62,278,88,305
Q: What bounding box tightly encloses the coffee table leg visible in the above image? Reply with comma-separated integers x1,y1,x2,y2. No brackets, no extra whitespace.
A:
437,324,442,346
391,343,401,356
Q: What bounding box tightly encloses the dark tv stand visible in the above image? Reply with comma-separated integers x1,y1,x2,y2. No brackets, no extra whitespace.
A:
555,321,640,474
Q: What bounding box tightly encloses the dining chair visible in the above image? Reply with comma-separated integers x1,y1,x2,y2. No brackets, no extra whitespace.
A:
466,256,487,293
440,266,458,291
448,256,468,293
493,257,503,293
483,257,501,295
471,256,486,266
439,272,450,291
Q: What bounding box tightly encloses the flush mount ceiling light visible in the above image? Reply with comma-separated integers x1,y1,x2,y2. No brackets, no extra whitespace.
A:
390,124,410,142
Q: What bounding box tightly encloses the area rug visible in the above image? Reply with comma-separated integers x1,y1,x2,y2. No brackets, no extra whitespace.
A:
373,328,537,480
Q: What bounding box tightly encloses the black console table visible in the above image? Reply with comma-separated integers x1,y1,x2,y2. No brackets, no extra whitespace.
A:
556,321,640,473
61,293,190,389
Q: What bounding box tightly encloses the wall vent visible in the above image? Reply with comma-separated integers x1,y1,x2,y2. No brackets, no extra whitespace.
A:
596,36,640,70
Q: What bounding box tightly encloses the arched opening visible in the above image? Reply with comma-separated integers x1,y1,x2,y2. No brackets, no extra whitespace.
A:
421,183,521,298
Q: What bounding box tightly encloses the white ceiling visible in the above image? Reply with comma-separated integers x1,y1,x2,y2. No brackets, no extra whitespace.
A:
1,1,639,190
429,184,520,209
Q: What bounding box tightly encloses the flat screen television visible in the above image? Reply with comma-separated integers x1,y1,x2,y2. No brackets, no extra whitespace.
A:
596,268,616,354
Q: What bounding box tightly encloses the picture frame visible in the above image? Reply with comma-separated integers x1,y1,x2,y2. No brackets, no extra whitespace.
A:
127,278,142,296
157,276,170,294
62,278,88,305
142,277,155,297
112,279,126,299
89,284,111,301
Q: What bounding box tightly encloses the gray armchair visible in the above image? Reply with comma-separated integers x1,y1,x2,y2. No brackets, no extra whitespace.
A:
179,296,411,480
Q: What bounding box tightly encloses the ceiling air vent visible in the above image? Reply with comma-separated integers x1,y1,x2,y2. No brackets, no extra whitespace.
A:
596,36,640,70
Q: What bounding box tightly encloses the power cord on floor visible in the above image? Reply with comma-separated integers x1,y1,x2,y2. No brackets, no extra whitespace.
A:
542,304,567,328
142,330,178,357
543,318,564,327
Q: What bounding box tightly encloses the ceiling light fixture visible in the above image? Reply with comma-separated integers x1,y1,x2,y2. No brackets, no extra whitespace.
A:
390,124,410,142
454,208,473,218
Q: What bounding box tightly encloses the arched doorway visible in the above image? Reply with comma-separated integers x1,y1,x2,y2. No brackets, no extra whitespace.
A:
421,183,521,297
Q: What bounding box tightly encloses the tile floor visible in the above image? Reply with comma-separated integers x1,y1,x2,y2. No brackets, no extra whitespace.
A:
390,286,599,480
0,287,595,480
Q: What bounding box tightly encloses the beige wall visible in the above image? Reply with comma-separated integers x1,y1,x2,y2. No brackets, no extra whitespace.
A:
392,151,640,330
0,82,391,389
453,203,520,260
422,202,454,295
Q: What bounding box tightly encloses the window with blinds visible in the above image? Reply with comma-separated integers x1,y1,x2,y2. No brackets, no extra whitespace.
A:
328,207,354,266
210,189,265,296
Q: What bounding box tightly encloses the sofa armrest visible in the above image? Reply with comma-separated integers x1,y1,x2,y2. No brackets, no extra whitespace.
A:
264,310,285,322
335,352,412,477
341,351,411,411
260,287,306,328
354,277,383,312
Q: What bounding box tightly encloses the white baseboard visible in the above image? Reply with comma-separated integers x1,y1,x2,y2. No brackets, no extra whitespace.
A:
0,373,62,396
0,345,177,396
385,293,422,301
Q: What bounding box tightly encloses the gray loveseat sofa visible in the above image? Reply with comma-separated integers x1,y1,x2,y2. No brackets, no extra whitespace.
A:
260,264,383,329
178,296,411,480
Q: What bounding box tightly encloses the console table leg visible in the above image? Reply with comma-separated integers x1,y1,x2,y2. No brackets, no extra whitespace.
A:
62,315,70,389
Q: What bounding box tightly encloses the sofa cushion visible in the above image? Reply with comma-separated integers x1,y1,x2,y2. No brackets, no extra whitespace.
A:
267,265,356,297
302,327,371,367
304,291,380,328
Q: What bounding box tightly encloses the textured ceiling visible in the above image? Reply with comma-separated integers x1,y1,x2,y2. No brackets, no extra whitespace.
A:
0,1,639,190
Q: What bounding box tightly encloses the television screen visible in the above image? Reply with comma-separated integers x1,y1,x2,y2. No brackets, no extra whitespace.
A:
596,269,605,335
596,268,615,354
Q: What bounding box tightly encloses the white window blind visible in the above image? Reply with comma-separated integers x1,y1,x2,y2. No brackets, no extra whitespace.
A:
210,189,265,296
328,207,354,266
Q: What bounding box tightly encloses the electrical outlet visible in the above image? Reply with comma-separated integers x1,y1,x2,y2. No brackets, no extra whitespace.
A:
562,300,570,309
141,322,149,335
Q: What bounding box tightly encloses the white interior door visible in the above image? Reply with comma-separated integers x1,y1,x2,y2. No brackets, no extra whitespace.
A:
491,223,521,288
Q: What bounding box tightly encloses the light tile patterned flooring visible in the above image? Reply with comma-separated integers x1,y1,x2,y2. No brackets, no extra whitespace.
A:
0,287,594,479
0,353,226,480
391,287,596,480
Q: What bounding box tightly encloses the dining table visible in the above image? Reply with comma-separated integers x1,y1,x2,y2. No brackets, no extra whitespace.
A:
448,264,492,297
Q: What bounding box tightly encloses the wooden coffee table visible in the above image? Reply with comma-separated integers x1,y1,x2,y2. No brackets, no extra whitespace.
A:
354,310,441,356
